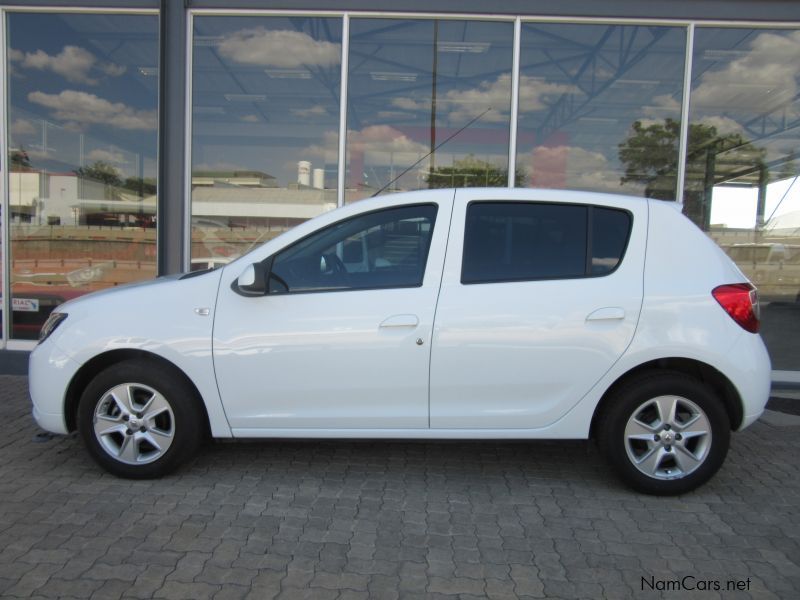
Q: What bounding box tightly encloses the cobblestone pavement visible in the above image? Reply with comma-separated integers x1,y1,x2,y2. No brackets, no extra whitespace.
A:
1,375,799,600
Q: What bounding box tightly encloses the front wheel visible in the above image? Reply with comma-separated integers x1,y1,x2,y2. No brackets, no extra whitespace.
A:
77,360,203,478
597,372,730,495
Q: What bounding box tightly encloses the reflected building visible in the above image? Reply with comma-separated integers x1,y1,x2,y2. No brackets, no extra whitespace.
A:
0,2,799,375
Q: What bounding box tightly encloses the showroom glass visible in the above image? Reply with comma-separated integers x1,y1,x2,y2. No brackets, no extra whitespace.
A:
6,13,159,340
345,19,514,203
517,23,686,198
270,204,437,293
462,202,631,283
190,17,342,267
684,28,800,370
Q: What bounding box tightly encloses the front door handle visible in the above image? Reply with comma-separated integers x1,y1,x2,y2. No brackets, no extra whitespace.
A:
379,314,419,329
586,307,625,321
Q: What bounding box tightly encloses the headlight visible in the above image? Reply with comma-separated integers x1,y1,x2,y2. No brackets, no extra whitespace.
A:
39,312,68,344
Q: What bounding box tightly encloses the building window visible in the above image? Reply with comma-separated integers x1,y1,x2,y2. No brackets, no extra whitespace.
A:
190,16,342,268
345,18,514,203
6,12,159,340
685,27,800,370
517,23,687,199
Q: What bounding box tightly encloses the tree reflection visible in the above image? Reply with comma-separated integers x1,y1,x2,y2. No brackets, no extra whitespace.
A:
426,155,523,188
618,118,766,229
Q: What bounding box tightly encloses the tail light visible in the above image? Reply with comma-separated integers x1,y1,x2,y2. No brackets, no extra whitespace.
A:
712,283,760,333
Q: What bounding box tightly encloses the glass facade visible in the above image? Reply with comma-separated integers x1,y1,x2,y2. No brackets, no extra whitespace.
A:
5,12,159,339
0,8,797,375
345,19,514,202
190,16,341,267
685,28,800,370
517,23,686,197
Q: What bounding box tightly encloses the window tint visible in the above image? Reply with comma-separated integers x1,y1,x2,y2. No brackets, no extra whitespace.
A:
592,207,632,275
462,202,631,284
270,205,437,293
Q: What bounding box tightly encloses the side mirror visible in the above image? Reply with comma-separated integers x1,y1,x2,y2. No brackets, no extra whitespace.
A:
233,262,268,296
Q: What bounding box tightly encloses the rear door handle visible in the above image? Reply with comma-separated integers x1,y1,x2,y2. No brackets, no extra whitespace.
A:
379,314,419,329
586,307,625,321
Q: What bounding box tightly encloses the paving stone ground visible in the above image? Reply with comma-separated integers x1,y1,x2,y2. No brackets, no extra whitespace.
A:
1,374,799,599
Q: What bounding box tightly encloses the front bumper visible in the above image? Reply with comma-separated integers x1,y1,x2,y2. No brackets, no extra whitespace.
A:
29,340,81,435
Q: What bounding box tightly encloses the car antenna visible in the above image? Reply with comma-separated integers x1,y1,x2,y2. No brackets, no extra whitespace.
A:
370,107,492,197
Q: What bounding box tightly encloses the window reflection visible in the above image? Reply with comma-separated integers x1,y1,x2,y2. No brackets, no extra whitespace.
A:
7,13,159,339
685,28,800,369
518,23,686,198
346,19,514,203
190,17,342,267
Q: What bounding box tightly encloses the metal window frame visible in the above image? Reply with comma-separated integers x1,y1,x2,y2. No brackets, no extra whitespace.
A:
336,14,350,208
507,17,521,188
183,9,193,270
0,9,7,348
676,23,695,205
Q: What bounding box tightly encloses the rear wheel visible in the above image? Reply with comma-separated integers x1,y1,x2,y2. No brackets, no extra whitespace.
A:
597,372,730,495
77,360,203,478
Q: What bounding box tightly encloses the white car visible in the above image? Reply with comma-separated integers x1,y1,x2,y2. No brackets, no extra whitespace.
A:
29,189,770,494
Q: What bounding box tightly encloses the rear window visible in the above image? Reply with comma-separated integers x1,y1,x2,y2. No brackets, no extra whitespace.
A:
461,202,631,284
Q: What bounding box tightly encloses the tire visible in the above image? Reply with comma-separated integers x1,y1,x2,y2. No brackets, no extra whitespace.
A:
596,371,730,495
77,359,203,479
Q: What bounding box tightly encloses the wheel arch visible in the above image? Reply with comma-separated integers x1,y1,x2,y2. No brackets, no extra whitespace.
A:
64,348,212,437
590,357,744,438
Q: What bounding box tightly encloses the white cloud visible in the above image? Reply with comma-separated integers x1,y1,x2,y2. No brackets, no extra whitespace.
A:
697,115,744,137
10,45,125,85
391,97,427,111
302,125,427,161
218,29,340,68
644,94,681,117
101,62,127,77
348,125,428,156
28,90,157,130
524,144,639,193
451,74,576,122
87,149,126,164
240,114,260,123
10,118,37,136
299,130,339,161
518,76,579,113
390,74,577,125
290,105,328,118
692,31,800,113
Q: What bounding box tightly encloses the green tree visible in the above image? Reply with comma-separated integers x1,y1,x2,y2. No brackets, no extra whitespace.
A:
123,176,157,197
619,118,766,229
426,155,524,188
9,148,33,171
75,160,124,200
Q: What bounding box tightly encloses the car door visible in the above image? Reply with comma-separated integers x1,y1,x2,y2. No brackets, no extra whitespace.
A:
429,189,646,430
213,192,453,432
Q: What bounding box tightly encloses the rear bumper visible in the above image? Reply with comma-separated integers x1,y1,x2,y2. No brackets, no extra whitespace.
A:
729,332,772,431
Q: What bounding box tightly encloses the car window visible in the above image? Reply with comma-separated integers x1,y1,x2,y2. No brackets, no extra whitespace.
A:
269,204,438,293
591,207,632,275
461,202,631,284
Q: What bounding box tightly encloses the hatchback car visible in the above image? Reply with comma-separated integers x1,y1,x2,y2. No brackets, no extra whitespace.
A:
29,188,770,495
